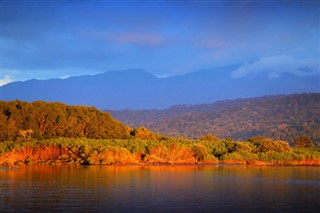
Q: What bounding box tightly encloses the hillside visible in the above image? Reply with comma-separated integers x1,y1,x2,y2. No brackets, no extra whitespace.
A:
0,100,159,142
1,66,319,109
109,93,320,145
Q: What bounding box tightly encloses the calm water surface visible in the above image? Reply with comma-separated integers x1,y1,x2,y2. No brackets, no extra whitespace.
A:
0,165,319,212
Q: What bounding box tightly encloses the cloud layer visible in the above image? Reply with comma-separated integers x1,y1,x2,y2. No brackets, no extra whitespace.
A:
231,55,320,79
0,75,14,86
1,1,319,82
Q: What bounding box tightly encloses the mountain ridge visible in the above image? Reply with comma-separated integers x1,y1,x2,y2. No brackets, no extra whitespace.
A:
1,66,319,109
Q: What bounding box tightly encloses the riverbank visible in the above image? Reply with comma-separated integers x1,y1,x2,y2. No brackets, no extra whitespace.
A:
2,160,320,168
1,138,319,167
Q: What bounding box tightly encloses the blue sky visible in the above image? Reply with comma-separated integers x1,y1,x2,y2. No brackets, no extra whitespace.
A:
1,0,319,85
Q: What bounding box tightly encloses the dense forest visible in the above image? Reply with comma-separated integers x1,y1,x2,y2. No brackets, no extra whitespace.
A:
0,99,319,167
109,93,320,145
0,100,159,142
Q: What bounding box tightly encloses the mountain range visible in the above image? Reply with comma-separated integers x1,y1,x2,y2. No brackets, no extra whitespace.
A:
109,93,320,145
1,65,319,109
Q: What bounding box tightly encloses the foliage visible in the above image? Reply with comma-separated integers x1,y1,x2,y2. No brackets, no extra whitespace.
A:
221,152,245,161
198,134,219,141
210,140,230,158
0,100,135,141
130,127,160,140
258,151,294,162
248,136,291,152
0,137,319,166
294,136,314,148
193,144,208,163
110,93,320,145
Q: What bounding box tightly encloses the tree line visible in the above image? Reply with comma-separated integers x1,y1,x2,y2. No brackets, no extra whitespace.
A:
0,100,159,141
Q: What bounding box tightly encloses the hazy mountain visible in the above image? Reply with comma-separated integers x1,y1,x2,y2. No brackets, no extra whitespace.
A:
1,66,319,109
109,93,320,145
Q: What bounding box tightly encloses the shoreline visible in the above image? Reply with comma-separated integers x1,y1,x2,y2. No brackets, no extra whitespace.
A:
1,138,319,168
2,159,320,168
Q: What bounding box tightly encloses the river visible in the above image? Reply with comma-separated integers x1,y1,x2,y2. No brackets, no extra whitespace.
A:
1,165,319,212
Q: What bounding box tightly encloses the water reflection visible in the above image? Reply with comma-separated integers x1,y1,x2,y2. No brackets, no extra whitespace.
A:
1,165,319,212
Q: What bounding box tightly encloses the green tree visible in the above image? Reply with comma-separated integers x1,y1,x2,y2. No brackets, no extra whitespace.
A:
193,144,208,163
130,127,158,140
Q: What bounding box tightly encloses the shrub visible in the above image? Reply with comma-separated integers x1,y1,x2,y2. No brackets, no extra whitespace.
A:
234,142,257,153
193,144,208,163
248,136,291,152
258,151,293,162
221,152,244,161
210,141,229,158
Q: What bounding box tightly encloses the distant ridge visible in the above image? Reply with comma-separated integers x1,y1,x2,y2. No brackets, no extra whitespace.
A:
1,66,319,109
109,93,320,145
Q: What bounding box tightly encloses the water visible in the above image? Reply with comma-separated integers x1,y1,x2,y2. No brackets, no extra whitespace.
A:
1,165,319,212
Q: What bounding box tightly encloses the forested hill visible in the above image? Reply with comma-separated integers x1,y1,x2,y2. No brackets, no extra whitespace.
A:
0,100,159,142
109,93,320,145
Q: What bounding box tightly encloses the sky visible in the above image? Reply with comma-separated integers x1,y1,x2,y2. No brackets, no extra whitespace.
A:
1,0,319,85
